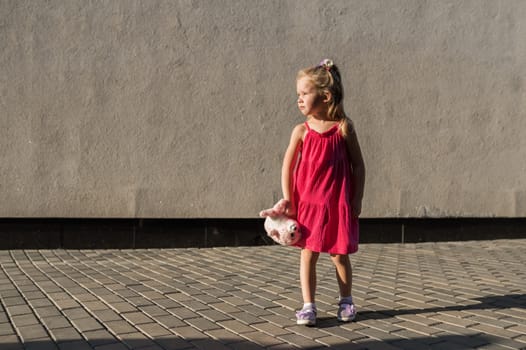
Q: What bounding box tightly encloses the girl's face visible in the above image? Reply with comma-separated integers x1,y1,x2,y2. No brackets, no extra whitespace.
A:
296,77,325,117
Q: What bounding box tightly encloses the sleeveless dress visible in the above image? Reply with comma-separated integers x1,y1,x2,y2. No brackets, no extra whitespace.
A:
293,122,359,255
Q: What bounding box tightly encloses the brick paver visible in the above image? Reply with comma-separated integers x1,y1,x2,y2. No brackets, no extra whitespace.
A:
1,239,525,349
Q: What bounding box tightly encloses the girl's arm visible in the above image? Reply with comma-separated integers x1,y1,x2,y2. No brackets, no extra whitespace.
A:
345,122,366,217
281,124,305,217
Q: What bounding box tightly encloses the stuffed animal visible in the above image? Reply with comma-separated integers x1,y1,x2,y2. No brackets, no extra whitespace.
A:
259,199,301,246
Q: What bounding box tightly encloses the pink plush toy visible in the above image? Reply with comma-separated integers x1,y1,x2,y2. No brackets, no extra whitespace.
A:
259,199,301,246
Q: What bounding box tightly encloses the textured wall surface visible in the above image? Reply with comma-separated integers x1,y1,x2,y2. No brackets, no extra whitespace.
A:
1,0,525,218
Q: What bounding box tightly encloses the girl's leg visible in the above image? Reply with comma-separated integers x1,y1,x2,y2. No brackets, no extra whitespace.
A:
330,254,352,298
300,249,320,303
297,249,319,325
330,254,356,322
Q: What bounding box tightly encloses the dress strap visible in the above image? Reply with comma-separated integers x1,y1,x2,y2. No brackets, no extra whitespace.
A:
304,122,311,131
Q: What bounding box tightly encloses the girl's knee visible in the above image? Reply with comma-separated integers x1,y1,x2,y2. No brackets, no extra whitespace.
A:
301,249,320,262
330,254,350,265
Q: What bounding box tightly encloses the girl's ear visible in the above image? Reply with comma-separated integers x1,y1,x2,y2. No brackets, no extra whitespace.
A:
322,91,332,103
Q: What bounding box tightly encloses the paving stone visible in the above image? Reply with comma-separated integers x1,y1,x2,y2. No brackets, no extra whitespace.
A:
62,308,91,321
427,313,479,328
40,316,72,330
217,319,255,334
355,326,405,342
126,296,154,308
190,293,220,305
29,299,56,308
121,312,153,325
73,294,100,303
91,310,122,323
135,322,172,338
315,335,354,347
0,322,16,336
119,332,158,349
513,334,526,344
177,300,208,312
205,328,246,344
209,302,241,314
184,317,221,332
439,333,490,349
394,314,441,327
11,314,40,327
154,335,195,350
167,307,199,320
195,307,232,323
104,320,138,335
153,315,186,329
48,327,83,343
53,299,81,311
47,293,72,302
229,311,265,325
353,337,406,350
277,333,324,349
172,326,208,340
482,335,526,350
507,323,526,336
140,291,165,300
467,322,523,339
284,324,330,340
220,297,252,307
393,320,443,336
251,322,291,337
260,313,293,328
138,305,170,318
2,297,27,307
6,305,33,316
98,295,126,305
266,304,296,317
166,293,193,303
0,334,24,350
70,317,103,333
81,301,109,312
15,324,49,342
82,329,117,347
152,298,180,310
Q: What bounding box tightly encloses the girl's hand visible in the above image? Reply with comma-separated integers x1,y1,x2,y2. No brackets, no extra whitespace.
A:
284,201,297,219
351,198,362,218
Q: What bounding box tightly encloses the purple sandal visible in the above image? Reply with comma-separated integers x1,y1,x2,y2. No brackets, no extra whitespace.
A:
296,308,317,326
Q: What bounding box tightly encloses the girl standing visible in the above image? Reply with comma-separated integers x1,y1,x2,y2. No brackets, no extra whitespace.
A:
281,59,365,326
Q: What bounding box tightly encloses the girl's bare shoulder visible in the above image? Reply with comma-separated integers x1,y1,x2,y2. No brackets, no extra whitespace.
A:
292,123,307,141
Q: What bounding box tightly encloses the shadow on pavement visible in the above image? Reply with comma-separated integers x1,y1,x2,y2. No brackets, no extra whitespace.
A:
356,294,526,322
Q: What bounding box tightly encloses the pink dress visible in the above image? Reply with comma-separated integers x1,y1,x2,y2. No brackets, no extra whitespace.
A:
293,122,359,254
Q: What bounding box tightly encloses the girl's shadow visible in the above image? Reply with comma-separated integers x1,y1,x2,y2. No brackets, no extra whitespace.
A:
313,294,525,328
314,316,356,328
347,294,525,323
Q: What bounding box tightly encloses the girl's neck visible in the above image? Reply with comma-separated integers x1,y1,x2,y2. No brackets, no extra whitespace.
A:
308,115,336,123
307,116,340,134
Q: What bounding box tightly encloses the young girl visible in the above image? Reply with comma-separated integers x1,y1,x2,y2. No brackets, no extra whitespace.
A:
281,59,365,326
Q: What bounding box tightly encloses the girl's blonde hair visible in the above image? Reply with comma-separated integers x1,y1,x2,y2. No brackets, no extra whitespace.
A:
297,59,352,137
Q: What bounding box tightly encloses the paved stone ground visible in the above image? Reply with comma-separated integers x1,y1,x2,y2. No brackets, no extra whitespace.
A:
0,239,525,350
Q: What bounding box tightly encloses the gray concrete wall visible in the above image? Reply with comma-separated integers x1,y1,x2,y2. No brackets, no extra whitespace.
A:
1,0,525,218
